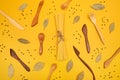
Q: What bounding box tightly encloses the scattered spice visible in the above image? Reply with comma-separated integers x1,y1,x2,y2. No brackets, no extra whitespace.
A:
82,24,90,53
104,47,120,68
33,62,44,71
109,22,115,33
73,15,80,24
76,71,84,80
66,60,73,72
18,38,30,44
8,64,14,78
10,49,30,72
19,3,28,11
91,3,105,10
31,0,44,27
73,46,96,80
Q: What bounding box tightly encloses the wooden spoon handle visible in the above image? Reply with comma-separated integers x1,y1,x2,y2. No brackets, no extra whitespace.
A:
47,64,57,80
82,24,90,53
104,47,120,68
31,0,44,27
94,24,105,45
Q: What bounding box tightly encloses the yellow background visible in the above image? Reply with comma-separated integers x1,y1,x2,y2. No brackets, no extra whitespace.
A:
0,0,120,80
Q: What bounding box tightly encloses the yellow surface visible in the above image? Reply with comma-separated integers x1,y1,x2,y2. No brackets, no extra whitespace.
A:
0,0,120,80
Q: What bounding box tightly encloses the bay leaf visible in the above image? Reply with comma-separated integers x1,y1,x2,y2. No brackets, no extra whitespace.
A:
77,71,84,80
33,62,44,71
66,60,73,72
91,3,105,10
43,18,49,29
8,64,14,78
19,3,28,11
95,53,102,63
73,16,80,24
109,22,115,33
18,38,30,44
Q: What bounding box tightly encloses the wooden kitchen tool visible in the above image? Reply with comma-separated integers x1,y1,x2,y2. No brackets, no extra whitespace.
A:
89,13,105,45
38,33,45,55
82,24,90,53
31,0,44,27
10,49,30,72
61,0,72,10
104,47,120,68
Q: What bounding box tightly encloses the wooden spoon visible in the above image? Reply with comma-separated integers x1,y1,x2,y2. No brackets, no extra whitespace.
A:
47,63,57,80
10,49,30,72
38,33,45,55
104,47,120,68
89,13,105,45
61,0,72,10
31,0,44,27
82,24,90,53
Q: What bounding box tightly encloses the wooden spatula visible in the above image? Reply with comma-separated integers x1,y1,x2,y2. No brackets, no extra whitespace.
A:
104,47,120,68
10,49,30,72
31,0,44,27
82,24,90,53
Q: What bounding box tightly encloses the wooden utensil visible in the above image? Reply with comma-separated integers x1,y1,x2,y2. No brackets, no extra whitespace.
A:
73,46,95,80
47,63,57,80
0,10,24,30
82,24,90,53
38,33,45,55
89,13,105,45
10,49,30,72
104,47,120,68
61,0,72,10
31,0,44,27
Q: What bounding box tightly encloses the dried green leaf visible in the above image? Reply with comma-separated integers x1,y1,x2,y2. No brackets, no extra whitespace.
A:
91,3,105,10
73,16,80,24
18,38,30,44
8,64,14,78
77,71,84,80
109,22,115,33
43,18,49,29
66,60,73,72
19,3,28,11
95,54,102,63
33,62,44,71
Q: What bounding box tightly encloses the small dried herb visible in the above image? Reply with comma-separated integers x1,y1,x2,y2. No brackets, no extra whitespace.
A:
109,22,115,33
43,18,49,29
77,71,84,80
8,64,14,78
18,38,30,44
33,62,44,71
91,3,105,10
73,16,80,24
95,53,102,63
66,60,73,72
19,3,28,11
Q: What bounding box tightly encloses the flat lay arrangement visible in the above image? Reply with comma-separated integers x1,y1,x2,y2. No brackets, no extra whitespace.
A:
0,0,120,80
